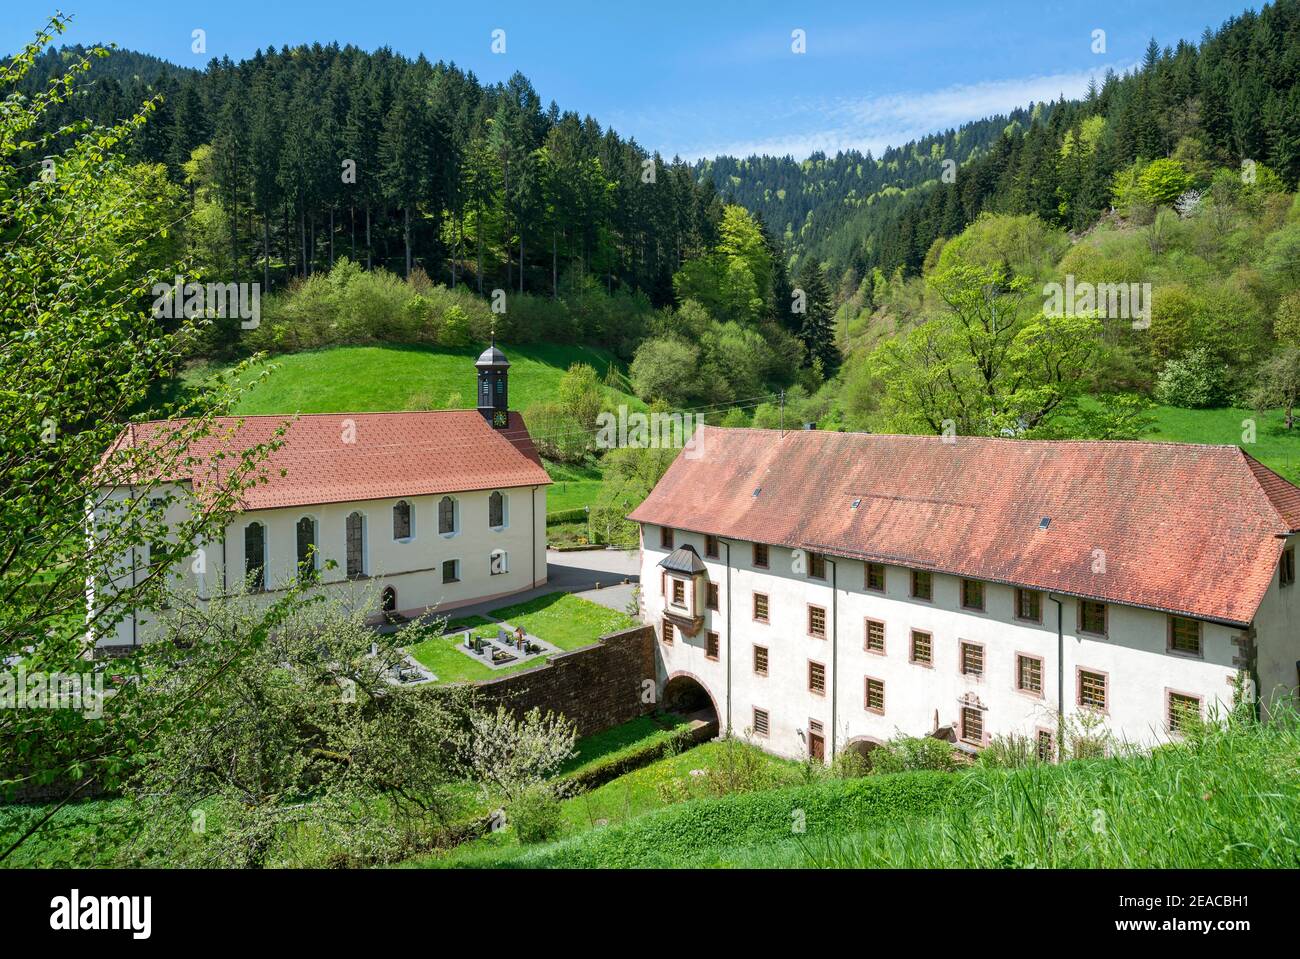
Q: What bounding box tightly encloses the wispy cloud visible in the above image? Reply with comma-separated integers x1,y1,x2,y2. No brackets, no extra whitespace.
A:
654,62,1135,161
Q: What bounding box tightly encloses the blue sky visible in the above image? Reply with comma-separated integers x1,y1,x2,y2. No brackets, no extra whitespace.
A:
7,1,1257,160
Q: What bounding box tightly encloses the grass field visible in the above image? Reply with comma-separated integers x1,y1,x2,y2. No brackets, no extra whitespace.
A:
185,342,641,417
413,709,1300,869
418,737,807,867
403,593,637,684
1140,403,1300,482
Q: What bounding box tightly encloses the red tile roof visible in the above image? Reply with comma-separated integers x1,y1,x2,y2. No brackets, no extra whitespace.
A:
629,427,1300,626
104,410,550,510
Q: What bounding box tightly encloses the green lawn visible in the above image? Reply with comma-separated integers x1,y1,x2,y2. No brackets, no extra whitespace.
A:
488,592,637,651
557,714,692,776
418,737,805,867
1140,403,1300,483
188,342,639,417
403,593,636,684
544,459,605,515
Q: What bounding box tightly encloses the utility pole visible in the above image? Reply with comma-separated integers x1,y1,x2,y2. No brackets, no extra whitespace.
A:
779,389,785,436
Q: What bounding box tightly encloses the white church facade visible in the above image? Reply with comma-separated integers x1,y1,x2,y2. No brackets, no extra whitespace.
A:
93,346,549,654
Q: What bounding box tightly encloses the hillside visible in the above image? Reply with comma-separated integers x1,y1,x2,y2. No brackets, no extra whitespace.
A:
409,708,1300,869
192,342,640,417
705,0,1300,287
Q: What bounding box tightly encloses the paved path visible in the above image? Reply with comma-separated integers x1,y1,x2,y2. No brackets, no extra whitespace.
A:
375,548,641,633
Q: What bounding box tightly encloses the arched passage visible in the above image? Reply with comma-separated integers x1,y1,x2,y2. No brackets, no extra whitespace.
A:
662,671,719,725
381,586,397,613
843,735,884,761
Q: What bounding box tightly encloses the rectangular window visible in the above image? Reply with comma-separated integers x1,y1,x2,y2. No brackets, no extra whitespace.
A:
753,592,769,623
1169,616,1201,655
1078,669,1107,711
671,578,685,606
753,645,769,676
705,534,719,558
753,542,769,569
960,641,984,677
910,630,932,666
864,618,885,654
1168,692,1201,733
1016,654,1043,694
809,552,826,579
660,527,674,550
960,579,984,612
662,620,674,645
441,559,460,584
706,582,719,611
752,707,770,737
706,631,719,661
1016,588,1042,623
864,677,885,714
1079,600,1107,636
1036,729,1054,762
960,706,984,746
911,569,932,601
808,604,826,638
808,661,826,696
865,562,886,592
1282,547,1296,587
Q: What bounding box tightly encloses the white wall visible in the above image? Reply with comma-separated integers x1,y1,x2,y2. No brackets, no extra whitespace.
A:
642,523,1253,762
96,484,547,650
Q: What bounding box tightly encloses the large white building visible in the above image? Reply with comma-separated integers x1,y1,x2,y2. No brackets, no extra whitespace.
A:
630,427,1300,762
92,346,550,654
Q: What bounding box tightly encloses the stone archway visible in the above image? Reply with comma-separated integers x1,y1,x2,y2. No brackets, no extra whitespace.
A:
662,670,720,726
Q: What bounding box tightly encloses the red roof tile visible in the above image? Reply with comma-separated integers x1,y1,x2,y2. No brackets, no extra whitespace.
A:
104,411,550,510
629,428,1298,626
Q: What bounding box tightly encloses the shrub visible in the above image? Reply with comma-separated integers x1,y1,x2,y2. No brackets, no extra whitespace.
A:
1154,348,1229,408
977,734,1042,769
525,402,588,463
868,736,959,774
830,748,871,779
508,785,563,844
438,305,473,347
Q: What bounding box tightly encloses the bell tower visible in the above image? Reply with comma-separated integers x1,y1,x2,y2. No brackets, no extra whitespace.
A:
475,340,510,428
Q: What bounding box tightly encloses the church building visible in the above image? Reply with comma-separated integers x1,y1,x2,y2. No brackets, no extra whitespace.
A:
92,345,549,654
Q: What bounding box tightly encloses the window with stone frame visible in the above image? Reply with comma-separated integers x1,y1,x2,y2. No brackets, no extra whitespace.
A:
961,706,984,746
864,677,885,714
808,660,826,695
911,569,932,601
1078,669,1107,711
1169,615,1201,655
1079,599,1107,636
864,618,885,654
808,604,826,638
1015,588,1042,622
960,641,984,676
1016,654,1043,694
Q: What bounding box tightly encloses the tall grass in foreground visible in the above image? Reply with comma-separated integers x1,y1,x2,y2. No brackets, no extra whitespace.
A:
733,706,1300,869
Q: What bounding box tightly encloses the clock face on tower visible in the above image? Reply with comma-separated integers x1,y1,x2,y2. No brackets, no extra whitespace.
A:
492,409,509,429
